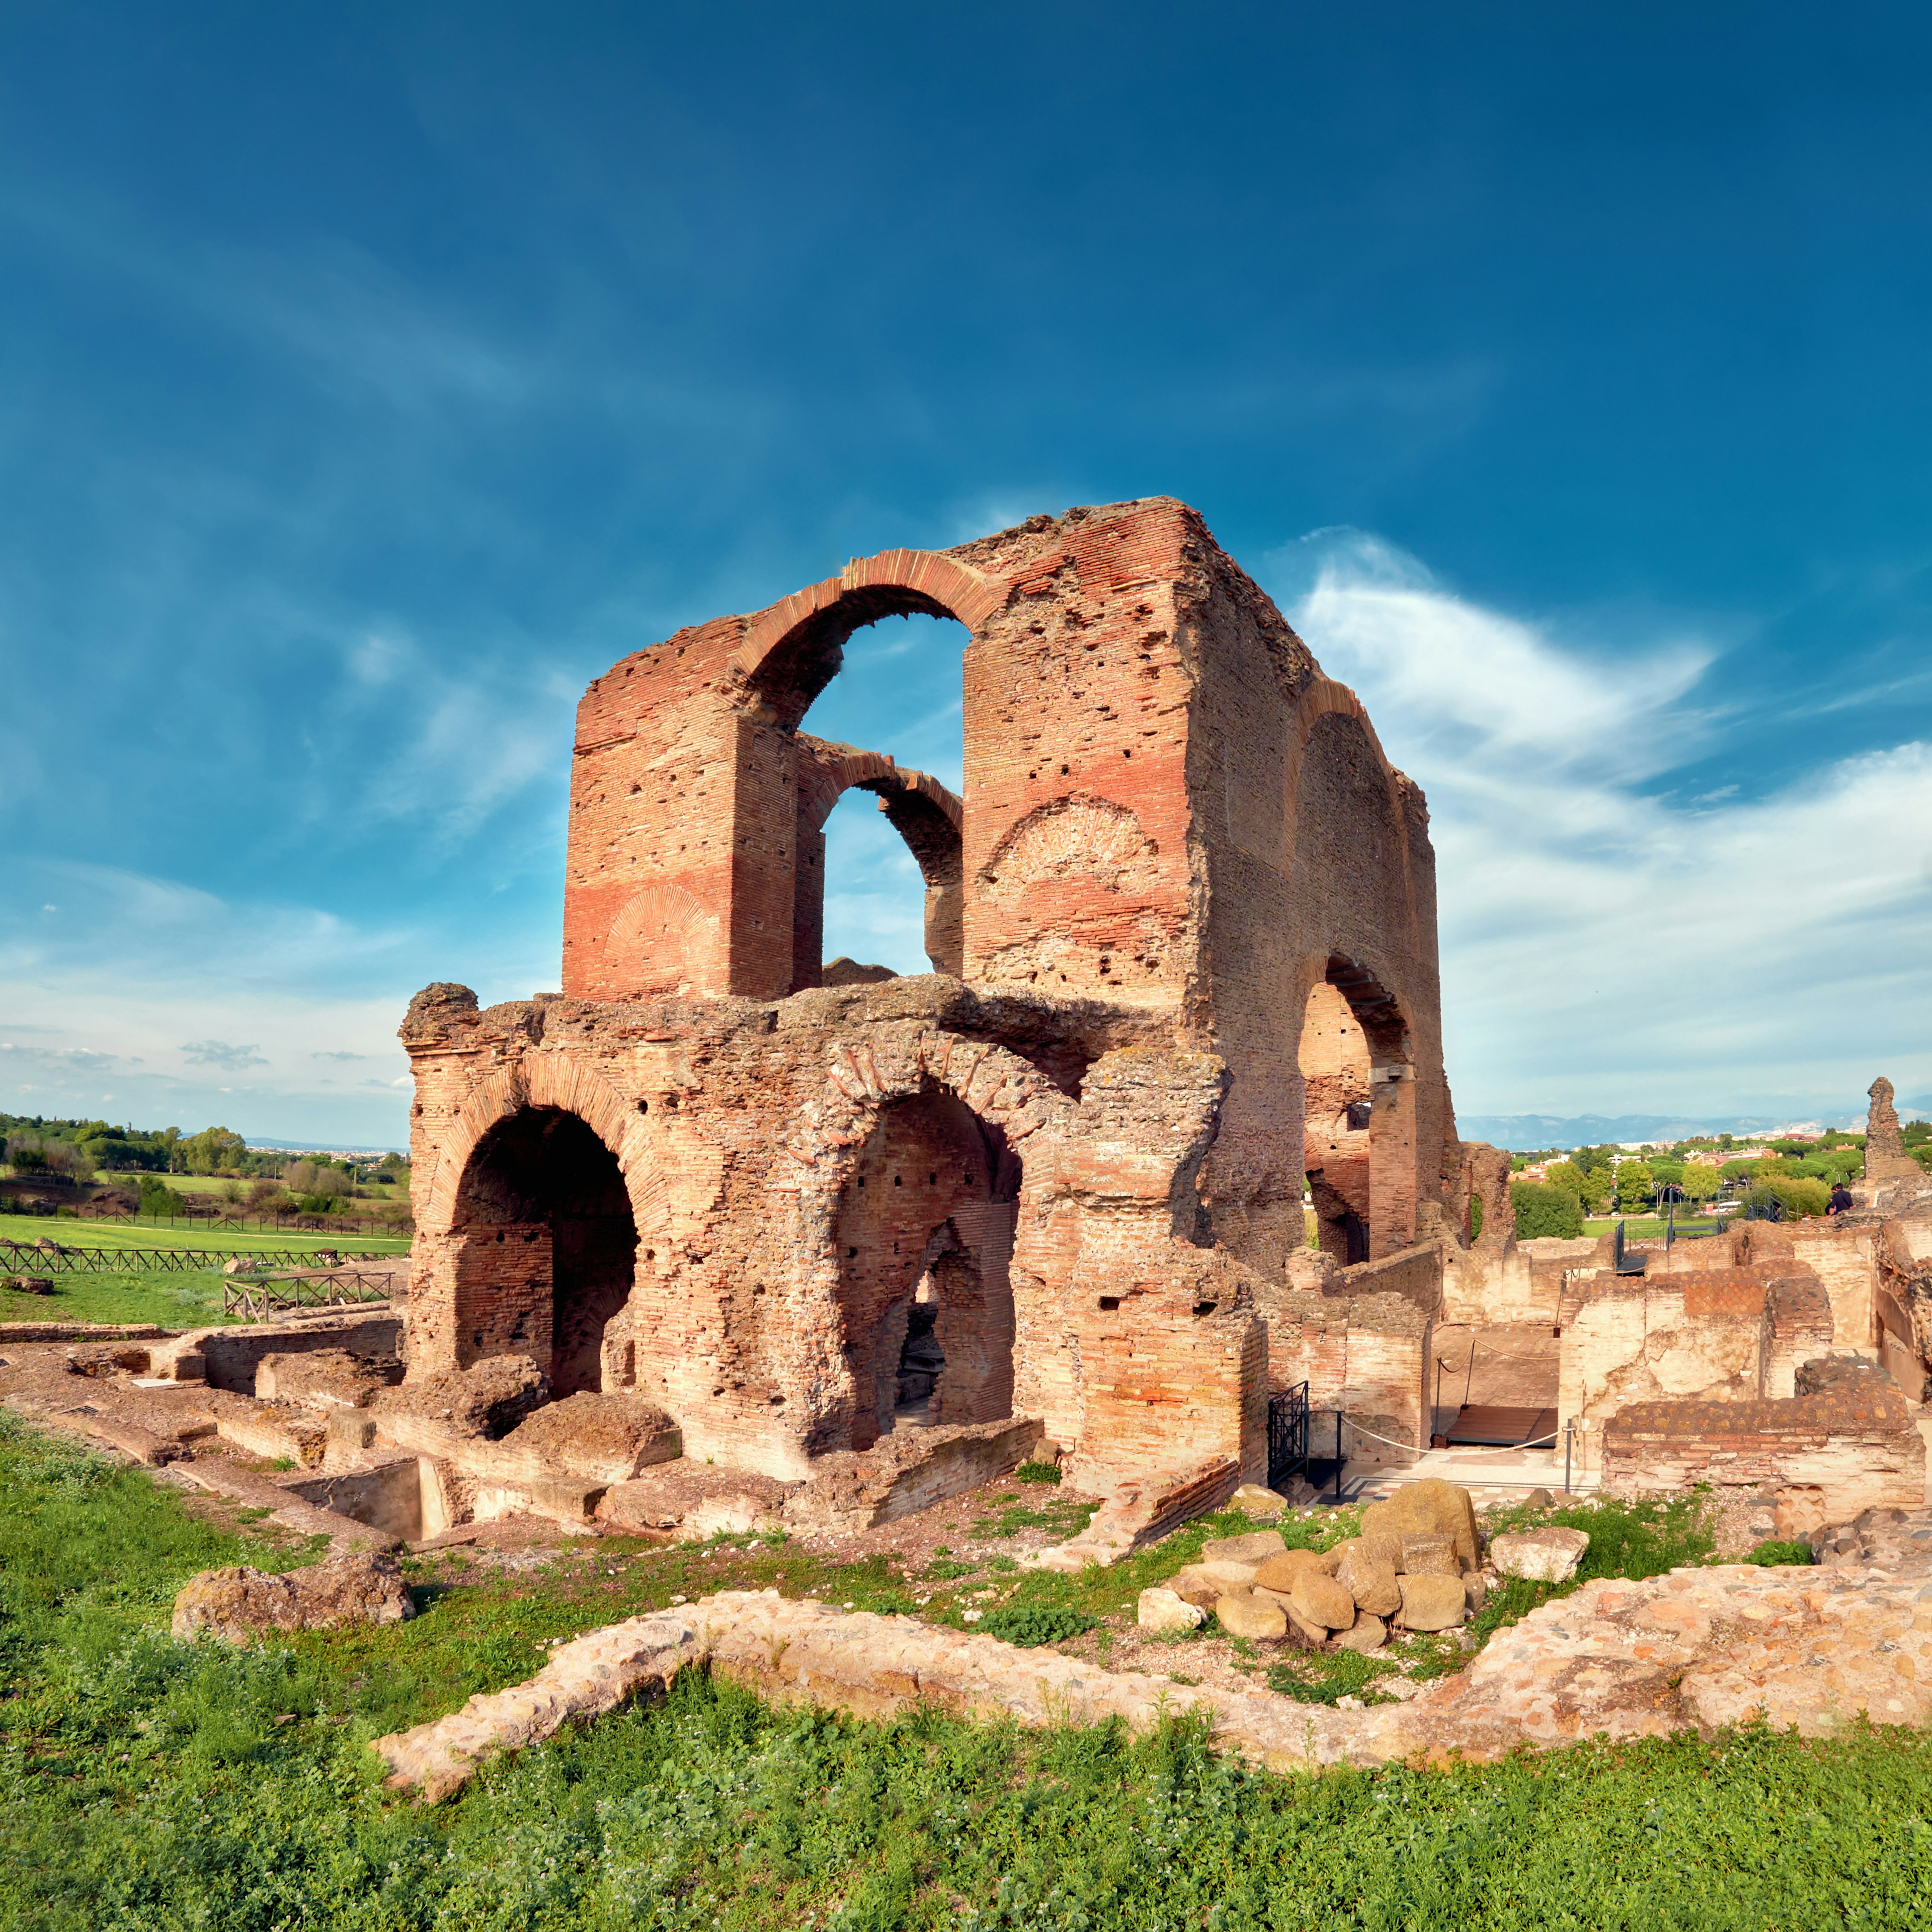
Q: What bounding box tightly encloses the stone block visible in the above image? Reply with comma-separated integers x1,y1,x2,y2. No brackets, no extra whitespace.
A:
1490,1526,1590,1583
1397,1572,1466,1631
1228,1484,1289,1516
173,1551,415,1643
1360,1480,1479,1565
1137,1587,1205,1633
1214,1589,1287,1641
1335,1548,1402,1617
1398,1533,1460,1576
1290,1571,1358,1633
1333,1613,1387,1653
1250,1548,1336,1592
1200,1529,1287,1565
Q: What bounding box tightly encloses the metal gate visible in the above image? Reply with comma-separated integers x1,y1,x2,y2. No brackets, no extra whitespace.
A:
1267,1380,1310,1491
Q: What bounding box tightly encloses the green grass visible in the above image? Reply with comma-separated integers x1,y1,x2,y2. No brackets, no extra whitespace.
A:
1581,1215,1729,1238
5,1417,1930,1929
0,1211,411,1327
0,1210,410,1254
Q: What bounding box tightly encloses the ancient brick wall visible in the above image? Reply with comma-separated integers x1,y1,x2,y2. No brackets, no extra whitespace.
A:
1262,1287,1430,1468
410,499,1457,1498
1602,1378,1925,1518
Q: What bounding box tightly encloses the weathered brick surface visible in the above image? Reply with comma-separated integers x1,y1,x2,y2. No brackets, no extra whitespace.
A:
405,502,1460,1495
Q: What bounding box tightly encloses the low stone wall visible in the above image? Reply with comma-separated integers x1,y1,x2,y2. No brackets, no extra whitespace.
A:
201,1313,404,1393
1334,1242,1441,1318
783,1416,1044,1533
371,1552,1932,1802
1602,1375,1925,1524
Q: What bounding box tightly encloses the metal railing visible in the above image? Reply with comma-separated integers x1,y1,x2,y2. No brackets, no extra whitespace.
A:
1266,1380,1310,1490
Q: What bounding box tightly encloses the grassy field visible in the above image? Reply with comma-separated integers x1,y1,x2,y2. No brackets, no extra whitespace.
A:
0,1211,409,1328
1582,1214,1732,1239
3,1414,1928,1928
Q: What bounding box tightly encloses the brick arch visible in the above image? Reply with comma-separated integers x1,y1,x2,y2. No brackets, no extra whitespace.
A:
779,1030,1074,1203
794,737,965,984
1282,677,1416,873
730,547,1007,731
418,1052,668,1246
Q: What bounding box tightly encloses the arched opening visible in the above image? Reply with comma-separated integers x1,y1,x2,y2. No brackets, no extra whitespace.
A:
1300,958,1416,1264
831,1087,1018,1450
451,1106,637,1396
786,612,968,986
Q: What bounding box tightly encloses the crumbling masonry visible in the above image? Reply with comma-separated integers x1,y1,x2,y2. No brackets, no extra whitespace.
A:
399,499,1462,1496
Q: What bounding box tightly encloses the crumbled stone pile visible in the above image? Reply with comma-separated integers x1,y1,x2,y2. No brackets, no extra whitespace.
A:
1142,1478,1490,1649
173,1551,416,1643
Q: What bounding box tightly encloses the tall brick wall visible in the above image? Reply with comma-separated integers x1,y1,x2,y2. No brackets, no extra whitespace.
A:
1261,1286,1430,1468
414,499,1455,1495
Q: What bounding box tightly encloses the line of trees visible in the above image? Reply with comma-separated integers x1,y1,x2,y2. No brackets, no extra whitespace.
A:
3,1112,409,1221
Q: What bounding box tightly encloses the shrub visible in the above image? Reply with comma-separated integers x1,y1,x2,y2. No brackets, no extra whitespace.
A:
136,1174,186,1218
1745,1177,1830,1221
1742,1540,1814,1567
1510,1180,1583,1239
977,1603,1096,1647
1013,1460,1063,1486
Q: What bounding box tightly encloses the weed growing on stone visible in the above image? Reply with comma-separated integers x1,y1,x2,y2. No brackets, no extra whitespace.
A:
1012,1460,1062,1484
1744,1538,1815,1566
976,1604,1096,1647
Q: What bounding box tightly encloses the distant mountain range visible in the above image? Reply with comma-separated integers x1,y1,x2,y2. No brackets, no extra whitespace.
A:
245,1137,410,1157
1456,1108,1932,1151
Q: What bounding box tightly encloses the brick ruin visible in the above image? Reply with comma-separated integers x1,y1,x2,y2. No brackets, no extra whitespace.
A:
386,494,1932,1532
395,498,1465,1509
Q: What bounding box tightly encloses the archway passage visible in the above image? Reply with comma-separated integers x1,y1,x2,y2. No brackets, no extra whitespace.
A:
831,1089,1017,1450
452,1106,637,1396
1299,958,1416,1264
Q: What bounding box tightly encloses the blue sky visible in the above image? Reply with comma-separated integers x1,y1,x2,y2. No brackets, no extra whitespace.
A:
3,2,1928,1147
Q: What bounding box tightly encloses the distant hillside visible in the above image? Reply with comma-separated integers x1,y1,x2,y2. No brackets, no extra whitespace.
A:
1456,1107,1932,1151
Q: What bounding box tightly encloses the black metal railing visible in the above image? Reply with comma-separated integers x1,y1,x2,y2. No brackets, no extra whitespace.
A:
1267,1380,1310,1490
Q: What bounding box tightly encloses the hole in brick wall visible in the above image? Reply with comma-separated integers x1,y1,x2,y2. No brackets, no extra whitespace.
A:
636,1099,649,1114
1192,1300,1218,1317
1098,1295,1121,1311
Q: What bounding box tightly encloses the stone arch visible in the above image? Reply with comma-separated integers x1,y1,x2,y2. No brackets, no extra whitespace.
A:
770,1029,1073,1453
792,737,964,986
730,547,1005,730
1282,679,1416,913
1297,954,1417,1262
417,1050,668,1251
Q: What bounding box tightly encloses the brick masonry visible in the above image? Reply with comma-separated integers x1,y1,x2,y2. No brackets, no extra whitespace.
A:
403,501,1466,1494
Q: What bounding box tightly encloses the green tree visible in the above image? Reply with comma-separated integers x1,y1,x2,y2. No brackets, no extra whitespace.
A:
1510,1180,1584,1239
1615,1163,1656,1213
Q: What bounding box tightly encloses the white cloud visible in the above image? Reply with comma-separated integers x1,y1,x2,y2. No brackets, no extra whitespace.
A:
1269,533,1932,1118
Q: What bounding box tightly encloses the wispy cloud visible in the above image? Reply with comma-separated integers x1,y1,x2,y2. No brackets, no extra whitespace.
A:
1268,533,1932,1118
180,1040,269,1071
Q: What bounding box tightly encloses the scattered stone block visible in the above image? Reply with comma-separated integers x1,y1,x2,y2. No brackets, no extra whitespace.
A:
1228,1483,1289,1516
1197,1556,1266,1588
1137,1586,1206,1633
1335,1548,1402,1617
1161,1565,1226,1608
1360,1479,1479,1566
1489,1526,1590,1583
1290,1571,1357,1633
1251,1548,1339,1592
172,1550,415,1642
1333,1613,1387,1653
1214,1589,1287,1641
1199,1528,1287,1565
1396,1573,1467,1631
1398,1532,1460,1577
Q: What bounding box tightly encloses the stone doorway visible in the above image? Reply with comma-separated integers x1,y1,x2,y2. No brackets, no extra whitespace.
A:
833,1090,1017,1450
451,1106,637,1396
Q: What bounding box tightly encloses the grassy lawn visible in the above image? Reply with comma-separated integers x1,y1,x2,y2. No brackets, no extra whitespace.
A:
0,1211,409,1328
1582,1215,1731,1239
4,1415,1929,1928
